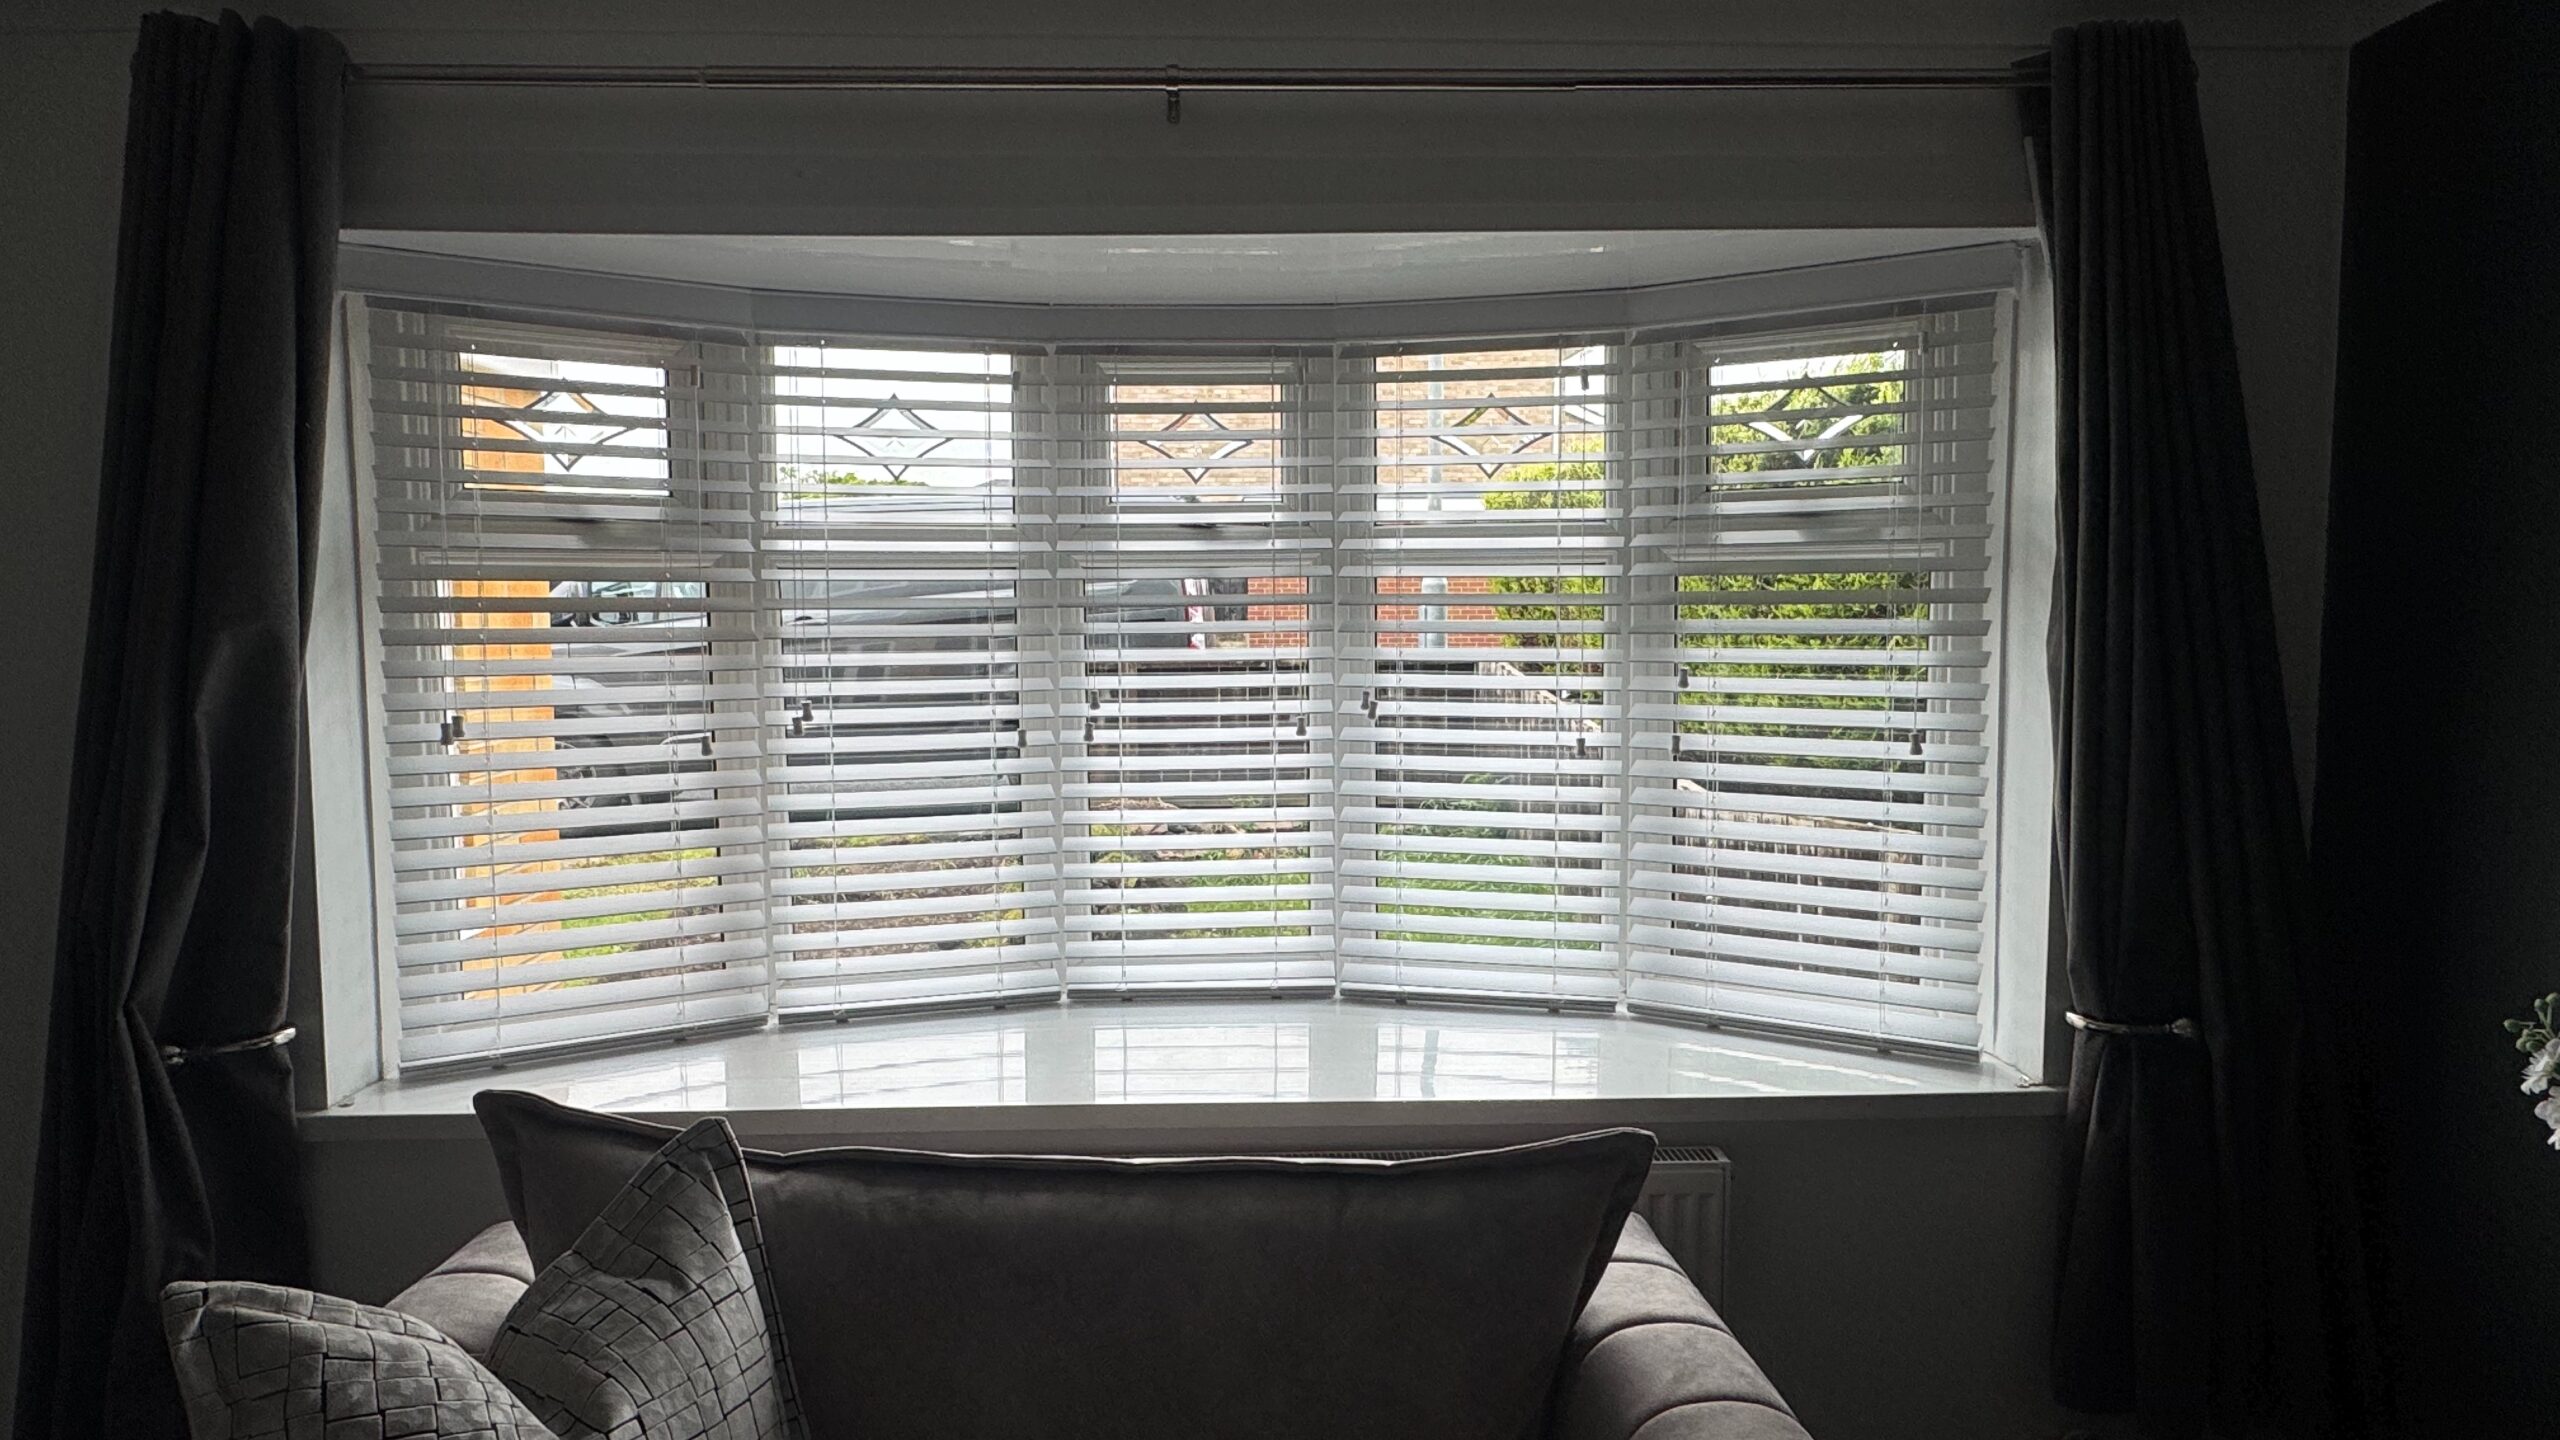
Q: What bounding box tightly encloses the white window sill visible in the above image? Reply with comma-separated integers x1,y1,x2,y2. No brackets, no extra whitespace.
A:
303,998,2060,1143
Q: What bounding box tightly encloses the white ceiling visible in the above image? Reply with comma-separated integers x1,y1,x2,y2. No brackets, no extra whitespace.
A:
343,230,2027,307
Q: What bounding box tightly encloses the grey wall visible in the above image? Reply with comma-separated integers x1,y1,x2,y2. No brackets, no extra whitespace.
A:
0,2,2424,1435
2193,47,2358,792
0,24,135,1434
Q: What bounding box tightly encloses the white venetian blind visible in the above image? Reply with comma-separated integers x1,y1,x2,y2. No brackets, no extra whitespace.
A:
354,279,2014,1067
1336,343,1628,1007
1047,355,1340,995
755,341,1062,1016
1623,299,2004,1051
362,305,770,1067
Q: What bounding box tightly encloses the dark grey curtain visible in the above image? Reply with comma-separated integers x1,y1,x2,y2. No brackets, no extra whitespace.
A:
2029,19,2386,1439
14,13,343,1439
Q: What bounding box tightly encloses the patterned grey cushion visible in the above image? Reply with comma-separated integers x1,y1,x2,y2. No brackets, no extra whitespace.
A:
161,1279,555,1440
486,1117,798,1440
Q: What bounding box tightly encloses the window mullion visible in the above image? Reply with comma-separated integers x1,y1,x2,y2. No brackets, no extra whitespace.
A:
1608,338,1646,1012
742,337,783,1027
1312,349,1351,996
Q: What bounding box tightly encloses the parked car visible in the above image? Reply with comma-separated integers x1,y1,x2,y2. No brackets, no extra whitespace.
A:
530,573,1224,836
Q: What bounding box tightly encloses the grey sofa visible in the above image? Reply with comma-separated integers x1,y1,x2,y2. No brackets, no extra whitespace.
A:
388,1212,1813,1439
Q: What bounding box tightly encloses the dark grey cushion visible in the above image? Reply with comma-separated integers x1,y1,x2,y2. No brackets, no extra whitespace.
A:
161,1279,556,1440
389,1222,541,1359
475,1090,1653,1440
486,1118,799,1440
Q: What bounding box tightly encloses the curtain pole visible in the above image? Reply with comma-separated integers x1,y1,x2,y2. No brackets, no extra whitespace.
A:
350,62,2046,92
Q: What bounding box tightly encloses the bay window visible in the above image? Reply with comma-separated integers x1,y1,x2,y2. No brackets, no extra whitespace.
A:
348,256,2022,1071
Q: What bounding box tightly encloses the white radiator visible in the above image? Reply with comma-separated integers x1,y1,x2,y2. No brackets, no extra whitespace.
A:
1632,1145,1732,1311
1260,1144,1732,1311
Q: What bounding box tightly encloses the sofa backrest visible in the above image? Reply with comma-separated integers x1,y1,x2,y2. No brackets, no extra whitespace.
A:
475,1090,1654,1440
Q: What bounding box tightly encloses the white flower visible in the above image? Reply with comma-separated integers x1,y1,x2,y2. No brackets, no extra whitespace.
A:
2522,1038,2560,1094
2536,1095,2560,1149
